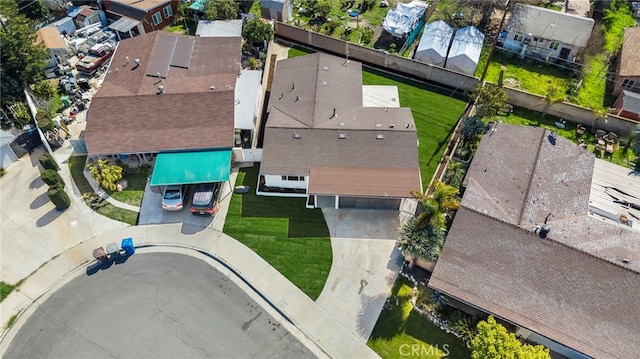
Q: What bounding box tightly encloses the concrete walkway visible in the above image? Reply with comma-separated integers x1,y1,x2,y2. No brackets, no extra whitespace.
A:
317,209,403,342
0,224,379,359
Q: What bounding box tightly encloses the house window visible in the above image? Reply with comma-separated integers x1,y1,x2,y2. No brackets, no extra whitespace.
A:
533,37,544,44
163,5,173,18
549,42,560,50
339,134,347,139
621,79,635,88
152,12,162,26
514,34,523,42
282,176,303,181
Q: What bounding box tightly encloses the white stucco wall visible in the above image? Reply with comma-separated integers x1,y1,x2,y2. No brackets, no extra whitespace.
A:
264,174,307,189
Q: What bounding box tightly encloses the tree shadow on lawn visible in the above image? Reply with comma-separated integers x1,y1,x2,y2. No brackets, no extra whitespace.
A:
236,166,329,238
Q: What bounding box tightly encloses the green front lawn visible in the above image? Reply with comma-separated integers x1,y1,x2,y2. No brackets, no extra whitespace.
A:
368,277,471,358
288,47,468,188
69,156,138,225
108,172,147,207
223,165,332,300
494,107,637,168
1,281,15,303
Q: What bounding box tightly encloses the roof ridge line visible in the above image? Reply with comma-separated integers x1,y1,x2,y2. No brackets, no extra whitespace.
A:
466,176,518,223
463,207,640,274
517,128,546,225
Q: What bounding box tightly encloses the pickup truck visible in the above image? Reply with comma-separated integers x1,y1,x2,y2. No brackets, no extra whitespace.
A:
76,43,114,75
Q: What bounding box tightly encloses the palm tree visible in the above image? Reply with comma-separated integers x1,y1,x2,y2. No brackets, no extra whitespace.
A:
411,181,461,229
397,217,445,266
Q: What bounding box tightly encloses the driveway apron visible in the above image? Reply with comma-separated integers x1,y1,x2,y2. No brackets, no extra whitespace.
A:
316,209,403,341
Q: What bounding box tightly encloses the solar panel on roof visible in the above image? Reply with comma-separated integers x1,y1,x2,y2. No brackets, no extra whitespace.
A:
171,37,195,69
146,33,177,78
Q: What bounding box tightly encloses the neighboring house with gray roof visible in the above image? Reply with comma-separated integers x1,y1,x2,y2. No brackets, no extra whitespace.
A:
499,4,594,62
259,53,422,210
429,123,640,359
613,27,640,96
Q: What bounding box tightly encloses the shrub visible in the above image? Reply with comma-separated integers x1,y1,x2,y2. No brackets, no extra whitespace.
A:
47,185,71,210
32,80,57,100
39,153,60,171
40,169,64,187
87,159,123,191
35,110,55,131
0,168,5,177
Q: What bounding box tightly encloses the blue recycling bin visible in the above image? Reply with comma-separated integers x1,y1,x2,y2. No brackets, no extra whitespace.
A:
121,237,135,256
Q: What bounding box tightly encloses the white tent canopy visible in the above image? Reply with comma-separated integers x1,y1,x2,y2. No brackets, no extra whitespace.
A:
445,26,484,76
382,1,427,38
414,20,454,67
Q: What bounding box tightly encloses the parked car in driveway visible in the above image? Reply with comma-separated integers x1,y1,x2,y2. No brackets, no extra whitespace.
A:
162,185,186,211
190,182,220,216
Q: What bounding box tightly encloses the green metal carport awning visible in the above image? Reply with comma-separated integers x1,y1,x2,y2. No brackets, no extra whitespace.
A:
150,150,232,186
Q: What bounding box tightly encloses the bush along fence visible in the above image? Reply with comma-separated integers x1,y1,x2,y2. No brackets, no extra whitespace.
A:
39,154,70,210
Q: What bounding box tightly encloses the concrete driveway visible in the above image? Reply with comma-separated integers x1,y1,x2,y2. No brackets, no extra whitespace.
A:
4,252,316,359
138,175,236,231
0,146,126,285
316,209,403,341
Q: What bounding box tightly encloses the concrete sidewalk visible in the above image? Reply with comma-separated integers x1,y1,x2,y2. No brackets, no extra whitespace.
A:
0,224,379,359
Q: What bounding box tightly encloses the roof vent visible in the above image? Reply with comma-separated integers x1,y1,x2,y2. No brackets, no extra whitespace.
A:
375,123,382,128
622,258,630,264
339,133,347,139
330,108,337,119
389,124,395,128
322,81,327,86
293,133,301,139
405,123,413,129
157,85,164,94
323,66,328,71
376,134,385,140
279,93,283,100
210,85,216,90
339,122,346,126
290,82,295,92
124,56,130,65
134,58,140,65
295,96,299,102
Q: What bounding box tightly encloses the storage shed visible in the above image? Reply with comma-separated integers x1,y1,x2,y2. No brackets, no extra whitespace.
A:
414,20,454,67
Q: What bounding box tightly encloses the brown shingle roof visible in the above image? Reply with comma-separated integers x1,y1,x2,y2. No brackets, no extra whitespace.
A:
462,123,594,225
85,31,241,155
430,208,640,359
36,27,65,49
618,27,640,77
261,53,420,182
268,53,364,128
430,124,640,358
308,166,422,197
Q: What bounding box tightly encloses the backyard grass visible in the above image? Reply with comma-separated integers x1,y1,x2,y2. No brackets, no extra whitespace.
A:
494,107,638,168
573,54,609,109
368,277,471,358
288,47,468,188
223,165,332,300
69,155,138,225
484,52,572,97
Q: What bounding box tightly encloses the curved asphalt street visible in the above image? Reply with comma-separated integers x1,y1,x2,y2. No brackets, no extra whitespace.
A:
4,252,315,359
